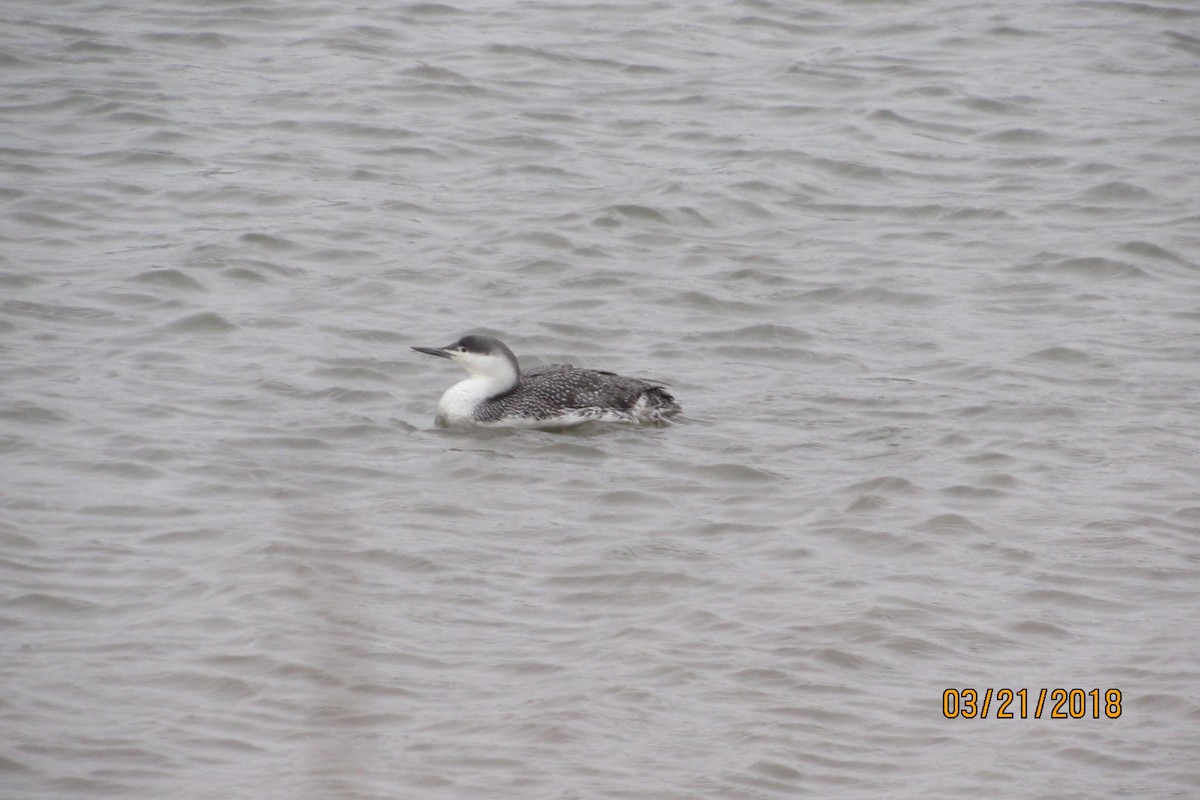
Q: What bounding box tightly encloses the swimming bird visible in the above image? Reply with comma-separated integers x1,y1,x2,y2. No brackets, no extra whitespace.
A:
412,334,680,429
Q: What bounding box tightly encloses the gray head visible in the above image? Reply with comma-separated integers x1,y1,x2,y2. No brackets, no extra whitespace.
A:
412,334,521,384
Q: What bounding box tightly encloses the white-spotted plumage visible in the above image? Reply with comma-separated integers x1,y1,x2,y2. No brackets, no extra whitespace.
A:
412,334,680,429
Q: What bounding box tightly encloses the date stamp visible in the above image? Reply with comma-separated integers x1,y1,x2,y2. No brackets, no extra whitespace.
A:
943,688,1122,719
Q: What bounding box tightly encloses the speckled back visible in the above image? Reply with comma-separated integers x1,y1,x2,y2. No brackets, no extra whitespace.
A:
474,364,678,423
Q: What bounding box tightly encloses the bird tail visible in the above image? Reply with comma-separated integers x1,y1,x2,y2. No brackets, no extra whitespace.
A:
643,386,681,421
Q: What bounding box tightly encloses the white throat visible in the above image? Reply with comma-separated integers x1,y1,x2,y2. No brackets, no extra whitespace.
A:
434,354,518,427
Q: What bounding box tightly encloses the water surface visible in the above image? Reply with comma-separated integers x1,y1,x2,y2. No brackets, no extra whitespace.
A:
3,1,1200,797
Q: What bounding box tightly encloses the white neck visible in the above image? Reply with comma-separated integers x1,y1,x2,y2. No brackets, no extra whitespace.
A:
436,374,514,427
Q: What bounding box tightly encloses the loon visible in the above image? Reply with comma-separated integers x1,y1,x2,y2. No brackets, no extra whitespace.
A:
412,334,681,429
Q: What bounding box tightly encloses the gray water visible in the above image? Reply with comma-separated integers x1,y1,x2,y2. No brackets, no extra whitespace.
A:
3,1,1200,797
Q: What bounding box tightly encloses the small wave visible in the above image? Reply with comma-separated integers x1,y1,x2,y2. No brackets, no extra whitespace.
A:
1051,256,1150,280
65,39,135,58
138,31,240,48
239,232,300,251
1007,620,1074,638
918,513,987,535
843,475,921,495
1117,240,1193,266
683,323,812,345
1023,346,1100,364
0,401,69,425
1076,180,1156,204
164,311,237,333
3,592,101,615
791,286,941,307
130,268,206,291
979,126,1058,145
1014,254,1150,280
